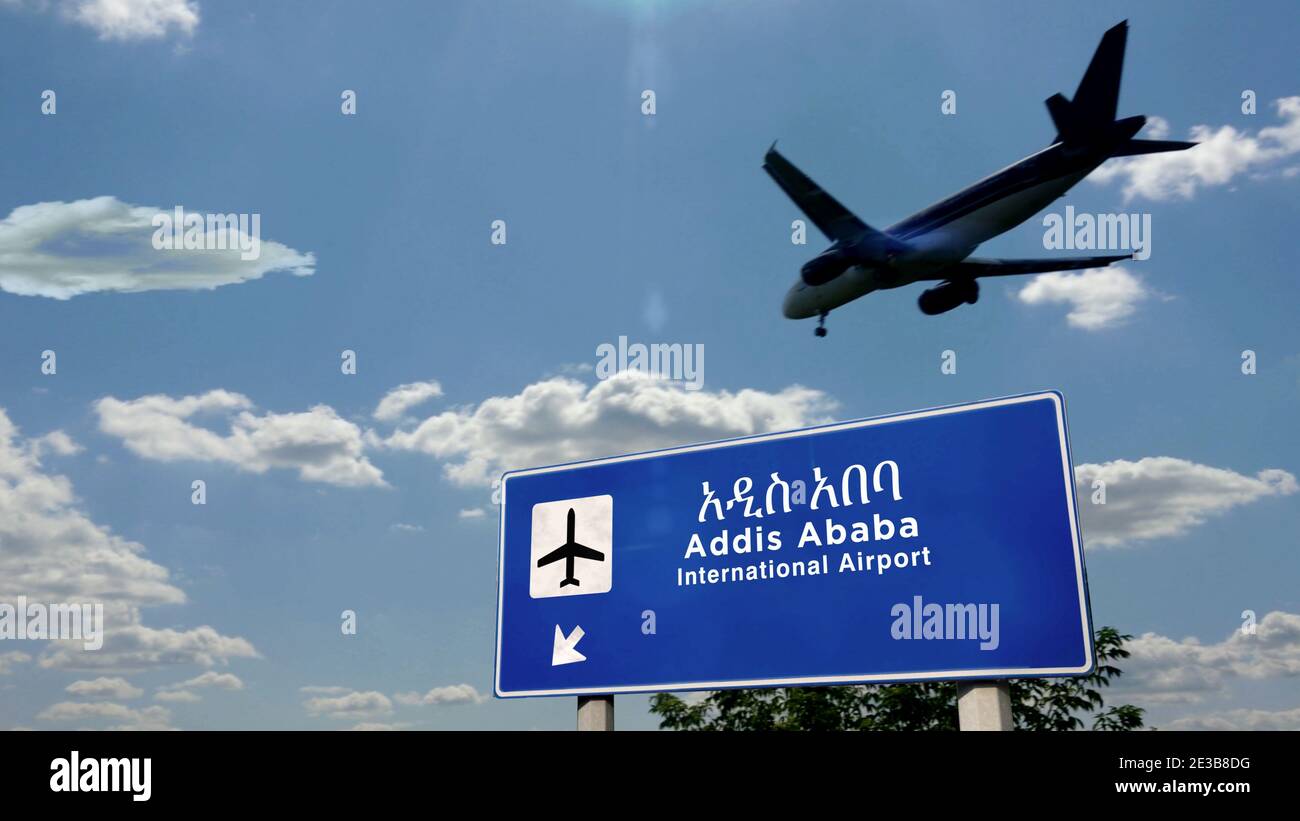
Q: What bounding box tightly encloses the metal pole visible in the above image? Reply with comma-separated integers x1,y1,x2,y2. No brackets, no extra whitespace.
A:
577,695,614,731
956,681,1013,730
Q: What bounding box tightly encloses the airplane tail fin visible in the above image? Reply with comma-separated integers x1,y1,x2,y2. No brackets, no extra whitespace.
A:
1045,20,1129,144
1045,22,1198,156
1072,20,1127,124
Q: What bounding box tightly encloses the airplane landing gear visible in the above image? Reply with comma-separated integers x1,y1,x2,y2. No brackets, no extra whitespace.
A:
815,312,828,337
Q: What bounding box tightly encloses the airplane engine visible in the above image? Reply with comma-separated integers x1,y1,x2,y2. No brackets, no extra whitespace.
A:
917,279,979,315
800,248,852,286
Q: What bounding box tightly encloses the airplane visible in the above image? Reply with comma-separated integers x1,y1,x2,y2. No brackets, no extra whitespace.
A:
765,20,1195,337
537,508,605,588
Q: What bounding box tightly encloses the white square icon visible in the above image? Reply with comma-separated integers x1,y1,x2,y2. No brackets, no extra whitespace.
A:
529,495,613,598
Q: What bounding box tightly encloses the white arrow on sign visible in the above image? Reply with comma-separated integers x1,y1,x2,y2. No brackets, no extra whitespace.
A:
552,624,587,666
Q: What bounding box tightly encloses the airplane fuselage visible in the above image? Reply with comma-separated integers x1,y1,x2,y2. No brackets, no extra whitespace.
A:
781,142,1111,320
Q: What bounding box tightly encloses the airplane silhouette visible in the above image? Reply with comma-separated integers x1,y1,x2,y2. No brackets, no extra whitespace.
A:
537,508,605,588
765,20,1196,336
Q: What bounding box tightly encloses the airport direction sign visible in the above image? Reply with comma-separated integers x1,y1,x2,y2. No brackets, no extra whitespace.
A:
494,391,1093,698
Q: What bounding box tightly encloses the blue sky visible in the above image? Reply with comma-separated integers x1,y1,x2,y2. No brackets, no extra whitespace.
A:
0,0,1297,730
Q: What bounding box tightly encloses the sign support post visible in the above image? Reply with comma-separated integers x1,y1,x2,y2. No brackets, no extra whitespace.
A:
956,681,1013,730
577,695,614,731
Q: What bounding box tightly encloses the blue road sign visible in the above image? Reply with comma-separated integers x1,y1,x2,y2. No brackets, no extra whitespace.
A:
494,391,1093,698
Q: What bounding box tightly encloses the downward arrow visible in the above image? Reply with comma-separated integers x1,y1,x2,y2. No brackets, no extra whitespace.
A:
552,624,587,666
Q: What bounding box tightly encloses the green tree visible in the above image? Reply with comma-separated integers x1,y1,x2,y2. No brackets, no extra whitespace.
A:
651,626,1145,731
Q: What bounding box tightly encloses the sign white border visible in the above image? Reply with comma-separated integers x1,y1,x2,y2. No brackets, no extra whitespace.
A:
494,390,1094,698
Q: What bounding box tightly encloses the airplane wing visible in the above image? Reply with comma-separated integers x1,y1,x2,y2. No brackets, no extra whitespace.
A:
763,144,903,253
537,546,568,567
922,253,1131,279
568,542,605,562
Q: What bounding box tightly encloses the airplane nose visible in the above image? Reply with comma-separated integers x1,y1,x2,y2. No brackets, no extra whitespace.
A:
781,288,798,319
782,283,815,319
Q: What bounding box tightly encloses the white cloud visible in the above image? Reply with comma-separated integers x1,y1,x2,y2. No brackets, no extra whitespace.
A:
32,431,81,458
298,685,350,696
374,381,443,423
0,651,32,675
1117,611,1300,705
65,677,143,700
1117,634,1233,704
351,721,412,731
457,508,486,520
1166,707,1300,731
62,0,199,41
0,409,179,604
0,407,256,673
1016,266,1148,330
37,701,174,730
152,671,241,703
159,671,243,692
2,1,200,41
1091,97,1300,201
390,522,425,533
39,623,259,672
95,390,386,488
1075,457,1297,548
303,690,394,720
381,374,836,487
0,197,313,299
1143,115,1171,140
393,683,485,706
